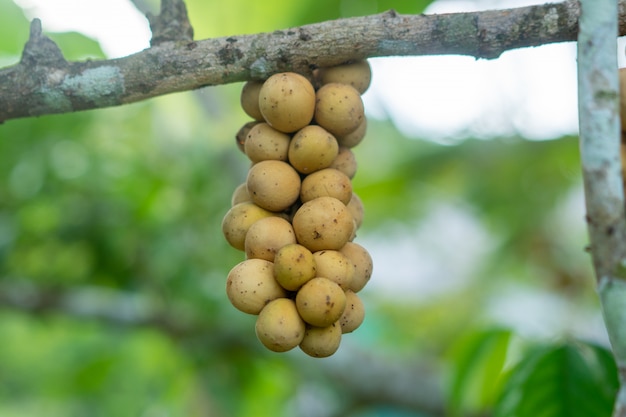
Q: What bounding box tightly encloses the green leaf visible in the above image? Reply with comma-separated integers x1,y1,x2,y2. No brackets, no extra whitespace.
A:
447,328,512,416
494,342,618,417
0,1,30,62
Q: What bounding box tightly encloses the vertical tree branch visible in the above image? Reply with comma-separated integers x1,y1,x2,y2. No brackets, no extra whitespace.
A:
578,1,626,415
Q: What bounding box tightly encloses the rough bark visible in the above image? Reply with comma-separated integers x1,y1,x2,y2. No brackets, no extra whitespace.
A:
2,0,626,123
577,0,626,416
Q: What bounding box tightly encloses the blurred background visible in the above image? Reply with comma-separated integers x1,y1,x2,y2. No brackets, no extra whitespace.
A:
0,0,620,416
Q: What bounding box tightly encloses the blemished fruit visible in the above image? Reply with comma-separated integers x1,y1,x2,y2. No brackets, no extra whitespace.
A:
299,322,342,358
339,290,365,333
258,72,316,133
300,168,353,205
222,202,275,251
256,298,306,352
245,123,291,163
246,160,301,212
288,125,339,174
235,121,259,153
296,277,347,327
314,82,365,137
245,216,296,261
329,147,357,179
226,259,287,315
224,63,373,357
340,242,373,292
274,243,317,291
313,250,354,290
292,196,354,252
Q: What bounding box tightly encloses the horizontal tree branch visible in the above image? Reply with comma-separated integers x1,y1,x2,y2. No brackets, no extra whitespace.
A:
2,0,626,123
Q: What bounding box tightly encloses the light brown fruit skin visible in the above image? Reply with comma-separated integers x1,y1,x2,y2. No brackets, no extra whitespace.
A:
226,259,287,315
340,242,373,292
245,123,291,163
292,196,354,252
346,193,364,229
300,168,353,205
246,160,301,212
235,121,260,153
318,60,372,94
241,81,265,121
288,125,339,174
299,322,342,358
258,72,316,133
339,290,365,333
312,250,354,290
274,243,317,291
231,182,251,206
314,83,365,137
296,277,347,327
245,216,297,261
336,117,367,148
221,202,275,251
255,298,306,352
329,147,357,179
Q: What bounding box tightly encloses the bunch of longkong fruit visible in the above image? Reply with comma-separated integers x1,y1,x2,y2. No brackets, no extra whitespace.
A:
221,60,373,358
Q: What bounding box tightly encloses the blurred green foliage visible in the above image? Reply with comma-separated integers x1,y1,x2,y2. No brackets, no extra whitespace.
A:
0,0,618,416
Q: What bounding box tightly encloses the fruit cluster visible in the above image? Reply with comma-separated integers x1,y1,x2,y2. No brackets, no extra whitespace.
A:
222,61,373,358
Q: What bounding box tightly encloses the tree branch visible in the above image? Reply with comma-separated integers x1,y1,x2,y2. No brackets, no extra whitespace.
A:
2,0,625,123
146,0,194,46
577,1,626,416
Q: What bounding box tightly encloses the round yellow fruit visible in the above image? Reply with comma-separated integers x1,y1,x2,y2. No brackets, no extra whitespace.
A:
292,196,354,252
241,80,265,121
314,83,364,137
300,168,352,205
340,242,373,292
318,60,372,94
221,202,275,251
346,193,364,230
246,160,301,212
235,121,260,153
274,243,317,291
299,322,342,358
336,117,367,148
312,249,354,290
255,298,306,352
288,125,339,174
226,259,287,314
258,72,316,133
230,182,251,206
245,216,296,261
329,147,357,179
245,123,291,163
296,277,346,327
339,290,365,333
